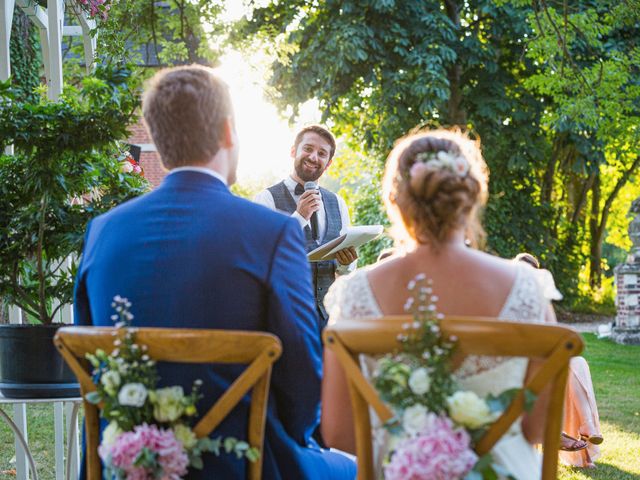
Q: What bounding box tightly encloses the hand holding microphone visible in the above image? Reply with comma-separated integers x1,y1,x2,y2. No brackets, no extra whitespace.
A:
296,182,321,240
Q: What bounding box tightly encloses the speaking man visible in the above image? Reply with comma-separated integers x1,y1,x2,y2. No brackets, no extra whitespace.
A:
254,125,357,326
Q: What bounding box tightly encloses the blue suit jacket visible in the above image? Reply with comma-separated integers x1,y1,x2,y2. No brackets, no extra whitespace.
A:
74,171,355,479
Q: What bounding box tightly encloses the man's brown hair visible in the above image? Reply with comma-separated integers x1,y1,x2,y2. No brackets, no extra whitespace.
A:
294,124,337,160
142,65,232,169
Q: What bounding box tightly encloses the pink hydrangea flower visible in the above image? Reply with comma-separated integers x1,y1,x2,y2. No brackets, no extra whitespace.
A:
384,415,477,480
100,423,189,480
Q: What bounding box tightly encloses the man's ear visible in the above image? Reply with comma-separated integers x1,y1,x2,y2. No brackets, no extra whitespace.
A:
220,117,235,149
290,144,296,158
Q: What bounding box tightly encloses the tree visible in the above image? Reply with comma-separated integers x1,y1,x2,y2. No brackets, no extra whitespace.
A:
520,0,640,289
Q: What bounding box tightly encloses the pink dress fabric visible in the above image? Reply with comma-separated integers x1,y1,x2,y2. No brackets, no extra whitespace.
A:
559,357,602,467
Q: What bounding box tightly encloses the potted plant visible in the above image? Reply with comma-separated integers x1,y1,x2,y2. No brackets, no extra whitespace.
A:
0,66,149,398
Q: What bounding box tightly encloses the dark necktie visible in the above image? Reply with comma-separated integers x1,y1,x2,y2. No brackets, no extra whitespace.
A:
294,183,304,196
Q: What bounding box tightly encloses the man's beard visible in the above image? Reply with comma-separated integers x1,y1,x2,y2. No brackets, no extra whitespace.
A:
294,155,324,182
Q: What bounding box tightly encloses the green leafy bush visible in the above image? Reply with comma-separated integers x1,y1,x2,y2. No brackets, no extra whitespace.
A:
0,67,149,324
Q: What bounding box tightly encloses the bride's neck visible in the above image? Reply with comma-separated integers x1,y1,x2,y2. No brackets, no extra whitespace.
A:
405,230,468,256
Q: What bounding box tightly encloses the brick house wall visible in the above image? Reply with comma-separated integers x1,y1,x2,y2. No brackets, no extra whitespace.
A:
127,115,166,188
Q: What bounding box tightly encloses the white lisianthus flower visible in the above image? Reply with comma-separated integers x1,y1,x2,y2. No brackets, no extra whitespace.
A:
450,153,469,175
408,368,431,395
173,424,198,450
149,386,185,422
100,370,121,395
402,404,435,436
447,391,496,429
117,383,148,407
102,421,122,448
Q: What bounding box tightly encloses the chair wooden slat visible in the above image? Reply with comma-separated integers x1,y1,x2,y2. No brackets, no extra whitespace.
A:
323,316,583,480
54,326,282,480
56,327,279,363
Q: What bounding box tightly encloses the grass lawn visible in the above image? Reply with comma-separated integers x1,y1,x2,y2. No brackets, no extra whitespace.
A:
0,333,638,479
558,333,640,480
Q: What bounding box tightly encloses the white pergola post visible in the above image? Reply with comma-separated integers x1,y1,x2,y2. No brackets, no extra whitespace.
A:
72,2,96,73
46,0,63,100
0,0,16,82
8,306,30,480
1,0,15,155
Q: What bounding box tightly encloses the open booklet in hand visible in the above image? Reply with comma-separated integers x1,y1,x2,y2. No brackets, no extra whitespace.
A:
307,225,384,262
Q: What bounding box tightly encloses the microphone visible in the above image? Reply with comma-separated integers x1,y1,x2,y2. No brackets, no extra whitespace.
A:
304,181,320,241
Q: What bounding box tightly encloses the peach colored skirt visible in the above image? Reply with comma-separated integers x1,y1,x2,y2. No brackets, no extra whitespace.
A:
559,357,601,467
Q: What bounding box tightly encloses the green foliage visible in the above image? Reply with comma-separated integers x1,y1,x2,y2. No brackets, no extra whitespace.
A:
238,1,459,154
94,0,226,67
0,67,149,324
8,9,41,102
325,144,392,265
351,180,393,265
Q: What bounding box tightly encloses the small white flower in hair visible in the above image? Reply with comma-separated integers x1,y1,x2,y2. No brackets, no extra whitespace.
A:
413,150,469,177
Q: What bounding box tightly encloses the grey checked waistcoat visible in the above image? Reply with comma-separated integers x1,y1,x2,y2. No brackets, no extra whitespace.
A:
267,181,342,324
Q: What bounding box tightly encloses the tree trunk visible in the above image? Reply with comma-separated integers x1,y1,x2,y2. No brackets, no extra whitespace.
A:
541,134,567,204
443,0,467,126
590,154,640,288
571,171,596,226
589,175,602,289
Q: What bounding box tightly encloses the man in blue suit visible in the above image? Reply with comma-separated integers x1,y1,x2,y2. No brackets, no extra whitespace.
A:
74,65,355,479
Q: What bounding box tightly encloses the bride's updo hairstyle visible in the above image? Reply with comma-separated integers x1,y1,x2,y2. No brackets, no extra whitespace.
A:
383,129,488,249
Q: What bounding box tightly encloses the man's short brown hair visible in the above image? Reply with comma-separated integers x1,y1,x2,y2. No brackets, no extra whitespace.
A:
142,65,232,169
294,124,337,160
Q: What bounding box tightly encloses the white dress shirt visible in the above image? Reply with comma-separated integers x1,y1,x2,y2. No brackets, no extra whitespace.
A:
254,176,356,274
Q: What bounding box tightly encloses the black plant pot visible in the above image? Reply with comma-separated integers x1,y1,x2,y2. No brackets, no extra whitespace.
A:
0,324,79,398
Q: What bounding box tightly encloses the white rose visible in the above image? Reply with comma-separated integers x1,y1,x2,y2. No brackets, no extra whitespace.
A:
100,370,121,395
120,161,134,173
102,421,123,448
447,391,496,429
117,383,148,407
402,404,435,436
173,424,198,450
149,386,185,423
408,368,431,395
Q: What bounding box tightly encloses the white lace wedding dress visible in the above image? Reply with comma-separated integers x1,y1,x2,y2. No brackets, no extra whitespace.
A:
325,262,557,480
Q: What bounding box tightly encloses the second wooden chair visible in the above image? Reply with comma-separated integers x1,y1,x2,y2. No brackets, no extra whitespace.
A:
323,316,583,480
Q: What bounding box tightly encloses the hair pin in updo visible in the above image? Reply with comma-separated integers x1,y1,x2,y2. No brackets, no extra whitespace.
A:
410,151,470,179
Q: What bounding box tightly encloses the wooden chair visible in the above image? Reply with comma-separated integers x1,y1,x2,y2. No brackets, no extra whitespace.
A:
54,327,282,480
323,316,584,480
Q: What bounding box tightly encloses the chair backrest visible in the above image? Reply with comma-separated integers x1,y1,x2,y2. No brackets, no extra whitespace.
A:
54,327,282,480
323,316,584,480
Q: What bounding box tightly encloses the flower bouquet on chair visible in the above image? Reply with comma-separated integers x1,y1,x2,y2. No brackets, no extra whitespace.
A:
85,296,259,479
373,275,535,480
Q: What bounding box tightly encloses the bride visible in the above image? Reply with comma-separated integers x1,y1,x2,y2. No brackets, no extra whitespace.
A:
321,129,558,479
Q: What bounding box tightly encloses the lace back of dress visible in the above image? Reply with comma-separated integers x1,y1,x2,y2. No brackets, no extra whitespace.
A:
455,265,546,379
